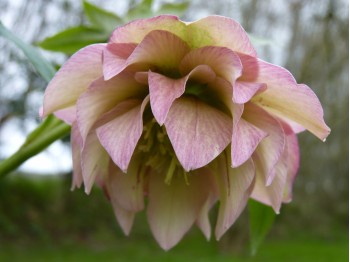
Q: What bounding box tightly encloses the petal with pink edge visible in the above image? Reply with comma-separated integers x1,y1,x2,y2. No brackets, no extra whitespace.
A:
70,122,83,190
107,157,144,212
239,55,330,140
110,15,186,44
147,170,210,250
165,96,232,171
148,65,216,125
179,46,242,84
187,16,256,56
215,156,255,240
103,43,137,80
233,81,266,104
96,97,149,172
76,73,147,144
43,44,105,116
243,103,285,185
231,118,267,168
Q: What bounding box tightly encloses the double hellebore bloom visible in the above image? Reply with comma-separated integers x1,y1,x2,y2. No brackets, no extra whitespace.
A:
42,15,330,250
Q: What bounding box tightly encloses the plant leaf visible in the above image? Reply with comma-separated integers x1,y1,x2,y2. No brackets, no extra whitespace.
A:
37,26,108,54
0,21,55,82
83,0,123,32
126,0,154,20
155,2,189,17
249,199,276,256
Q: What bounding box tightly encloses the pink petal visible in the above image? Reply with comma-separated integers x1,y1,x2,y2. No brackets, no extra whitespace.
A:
109,30,191,77
231,118,267,168
281,122,300,203
251,145,288,214
70,122,83,191
107,160,144,212
148,65,216,125
96,97,149,172
43,44,105,117
240,55,330,141
188,16,256,56
165,96,232,171
76,73,146,145
233,81,267,104
215,156,255,240
81,130,109,194
243,103,285,186
147,170,210,250
179,46,242,84
54,106,76,124
110,15,186,44
103,43,137,80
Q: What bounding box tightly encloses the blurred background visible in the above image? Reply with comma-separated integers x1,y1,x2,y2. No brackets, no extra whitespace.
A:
0,0,348,261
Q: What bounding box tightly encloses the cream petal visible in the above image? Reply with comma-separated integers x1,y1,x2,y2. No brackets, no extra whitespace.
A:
147,170,210,250
165,96,232,171
148,65,216,125
96,97,149,172
43,44,105,116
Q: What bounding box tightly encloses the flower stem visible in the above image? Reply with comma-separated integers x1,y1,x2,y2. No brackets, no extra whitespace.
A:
0,119,71,178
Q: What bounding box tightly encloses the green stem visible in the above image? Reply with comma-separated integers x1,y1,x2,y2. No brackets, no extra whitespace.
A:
0,121,71,178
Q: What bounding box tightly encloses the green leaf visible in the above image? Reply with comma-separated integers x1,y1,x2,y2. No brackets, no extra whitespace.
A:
126,0,154,20
249,199,276,256
37,26,108,54
0,21,55,82
155,2,189,17
83,0,123,32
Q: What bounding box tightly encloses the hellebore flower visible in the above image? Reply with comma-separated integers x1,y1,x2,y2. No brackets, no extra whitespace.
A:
42,15,330,250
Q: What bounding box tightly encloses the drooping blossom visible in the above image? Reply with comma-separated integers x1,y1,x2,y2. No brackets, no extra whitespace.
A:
42,15,330,250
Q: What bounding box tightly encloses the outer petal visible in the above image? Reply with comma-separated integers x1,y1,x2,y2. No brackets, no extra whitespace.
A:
165,96,232,171
54,106,76,124
187,15,256,56
70,122,83,190
81,130,109,194
215,156,255,240
243,103,285,185
251,144,288,214
281,122,300,203
43,44,105,116
108,160,144,213
179,46,242,84
96,97,149,172
110,15,187,44
233,81,267,104
240,55,330,140
147,170,210,250
103,43,137,80
109,30,191,77
76,73,147,144
148,65,216,125
231,118,267,168
106,162,136,235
